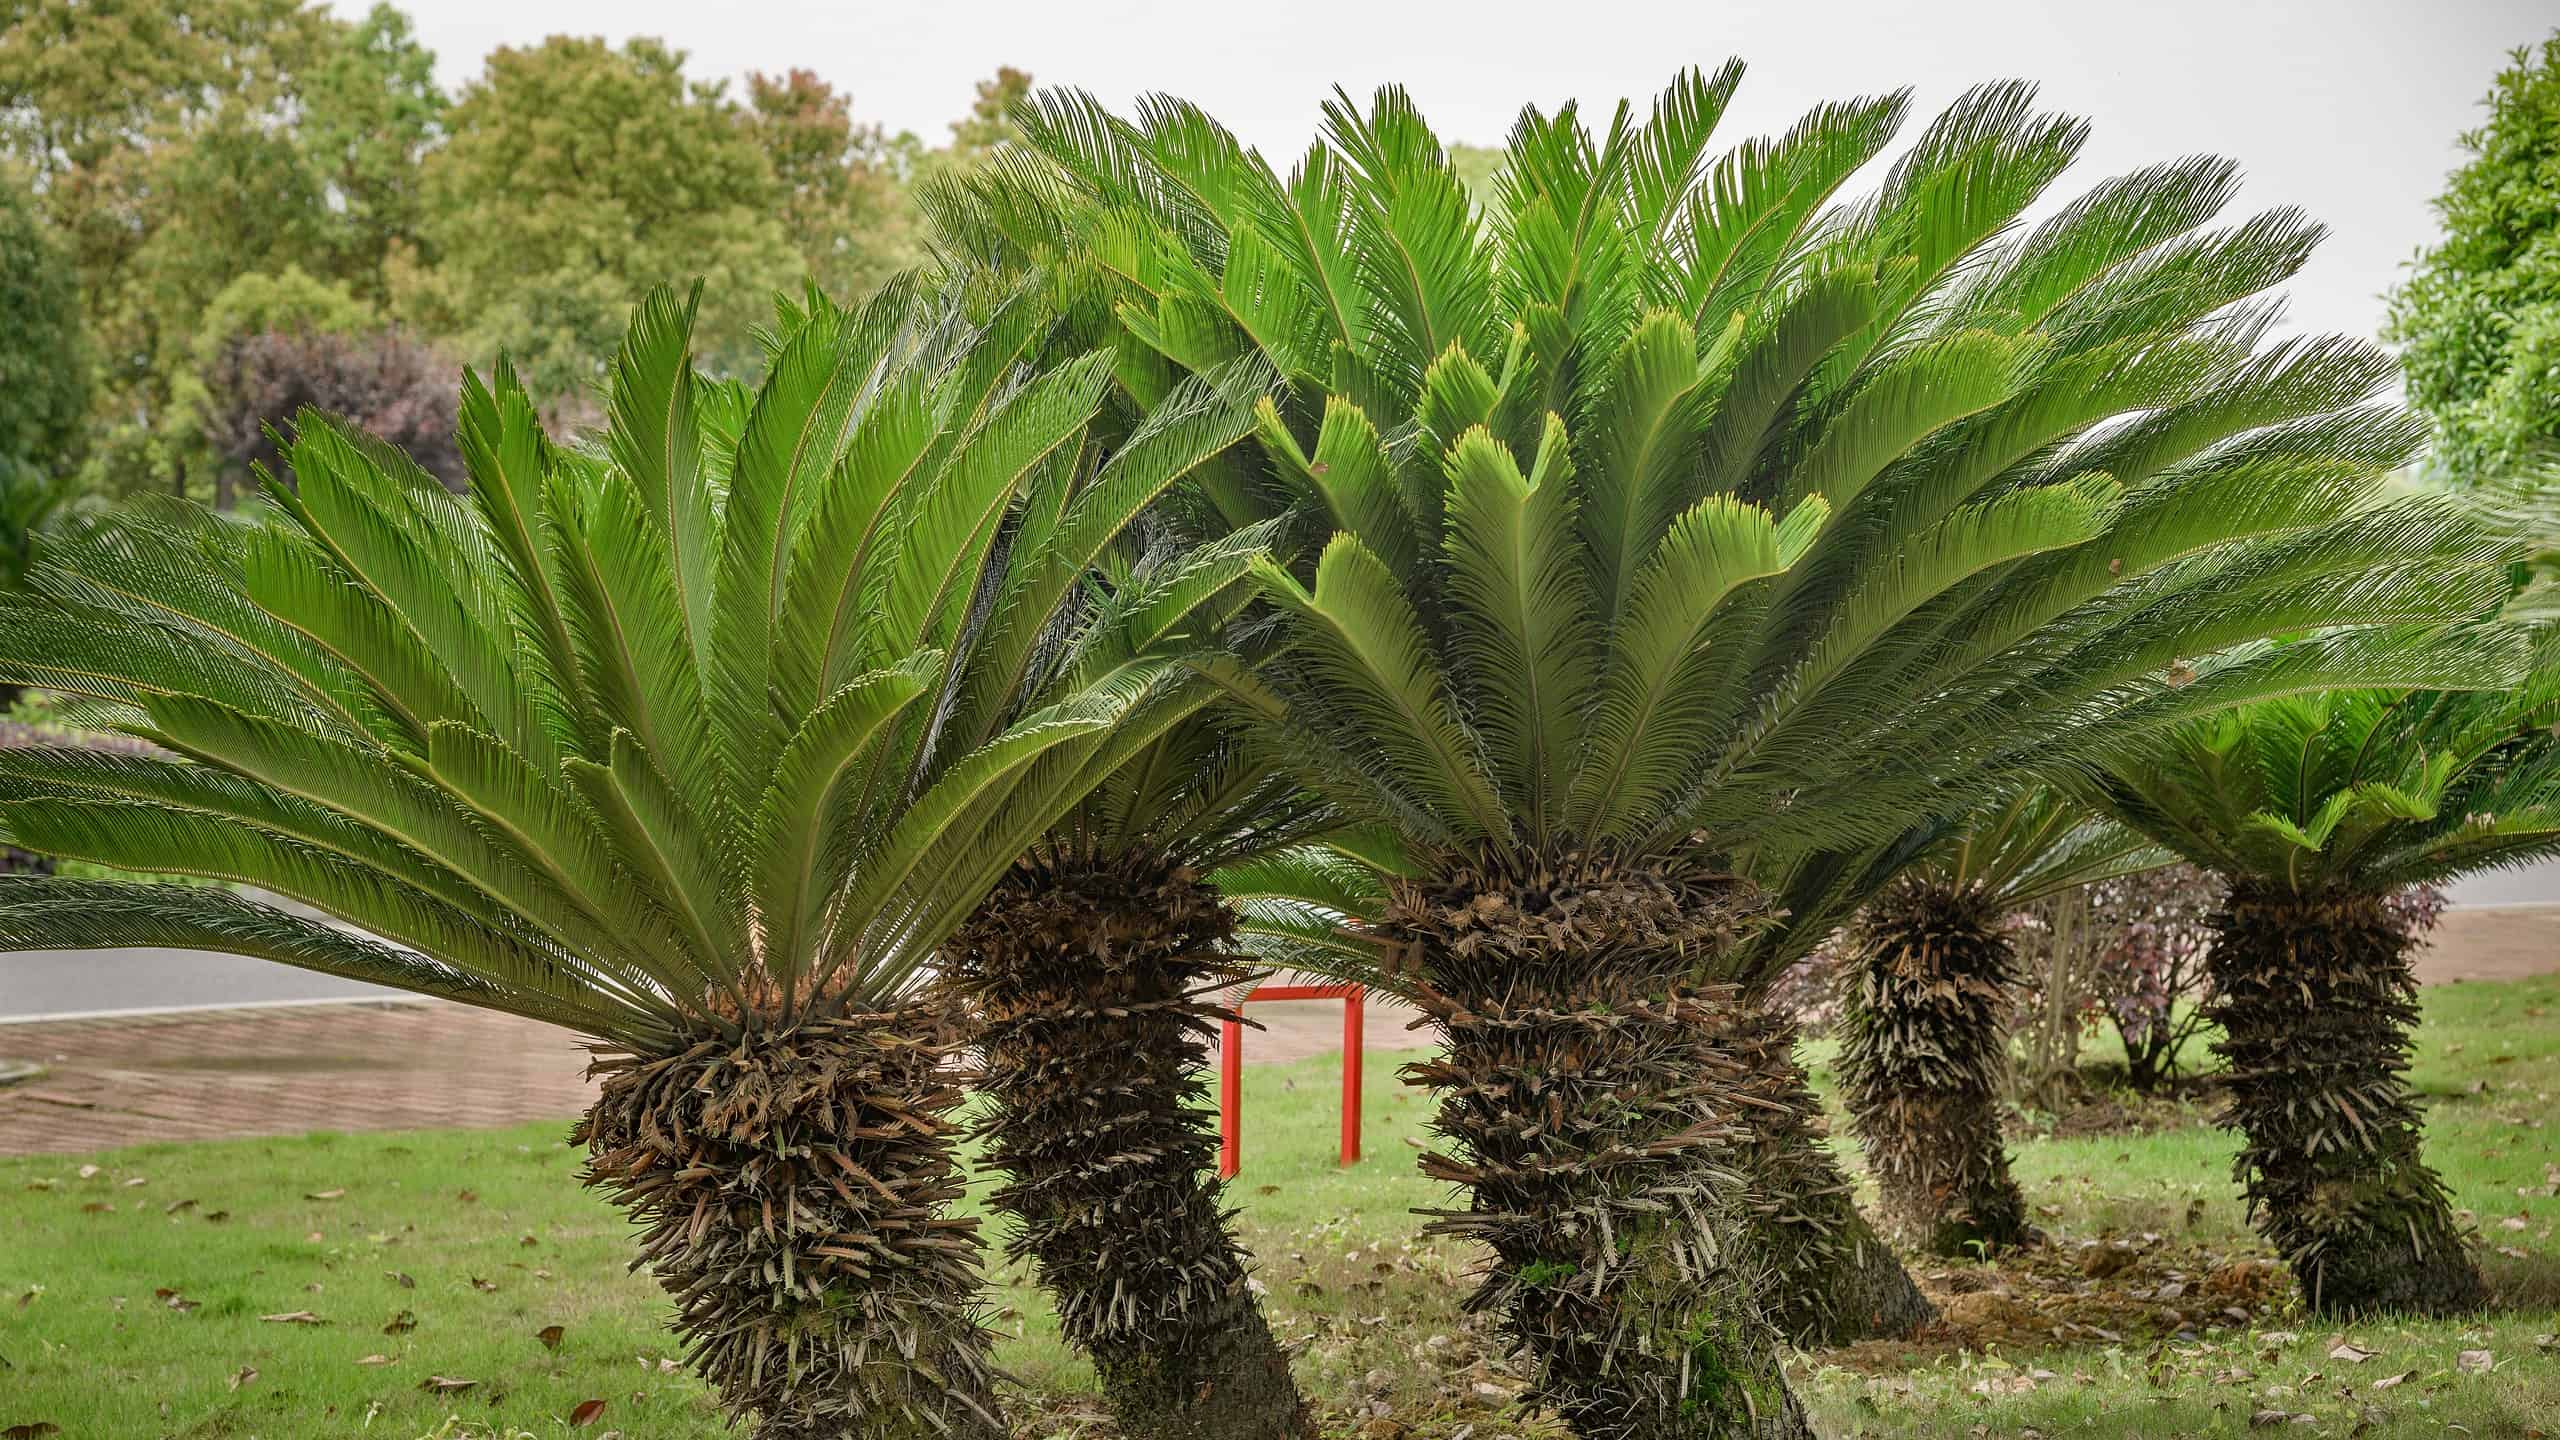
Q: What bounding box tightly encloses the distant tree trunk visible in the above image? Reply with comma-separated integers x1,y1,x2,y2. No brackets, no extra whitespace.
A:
941,850,1309,1440
1837,880,2038,1256
1387,853,1812,1440
1718,1002,1937,1346
2206,884,2487,1315
576,1005,1006,1440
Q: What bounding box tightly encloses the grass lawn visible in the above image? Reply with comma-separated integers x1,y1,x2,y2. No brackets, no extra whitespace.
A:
1,975,2554,1440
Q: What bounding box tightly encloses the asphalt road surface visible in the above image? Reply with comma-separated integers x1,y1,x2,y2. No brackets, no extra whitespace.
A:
1,946,401,1021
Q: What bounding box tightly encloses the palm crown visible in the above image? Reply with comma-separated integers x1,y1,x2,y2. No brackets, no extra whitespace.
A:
0,280,1264,1047
930,68,2521,871
2089,667,2560,894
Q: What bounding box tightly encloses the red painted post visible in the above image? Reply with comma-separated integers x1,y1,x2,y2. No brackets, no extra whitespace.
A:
1218,1008,1244,1180
1341,986,1364,1167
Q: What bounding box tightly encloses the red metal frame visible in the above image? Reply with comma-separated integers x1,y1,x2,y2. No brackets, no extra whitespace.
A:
1216,982,1365,1179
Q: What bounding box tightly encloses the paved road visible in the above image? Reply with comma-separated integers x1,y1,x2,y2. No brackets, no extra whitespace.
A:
1,946,400,1021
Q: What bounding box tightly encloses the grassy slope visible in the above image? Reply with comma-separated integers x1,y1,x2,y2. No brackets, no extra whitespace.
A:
0,976,2551,1439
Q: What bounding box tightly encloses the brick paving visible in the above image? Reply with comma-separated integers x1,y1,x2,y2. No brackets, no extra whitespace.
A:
0,1000,597,1157
0,991,1430,1158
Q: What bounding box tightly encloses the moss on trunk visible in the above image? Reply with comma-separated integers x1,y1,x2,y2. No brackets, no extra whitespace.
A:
2206,884,2487,1316
1387,851,1812,1440
575,1004,1003,1440
1718,1003,1936,1346
941,850,1308,1440
1836,880,2037,1256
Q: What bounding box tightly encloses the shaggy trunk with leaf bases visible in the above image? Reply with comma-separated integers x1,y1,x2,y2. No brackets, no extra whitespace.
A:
576,1002,1004,1440
1389,852,1812,1440
942,851,1309,1440
1837,881,2038,1256
1717,1003,1936,1346
2206,885,2487,1316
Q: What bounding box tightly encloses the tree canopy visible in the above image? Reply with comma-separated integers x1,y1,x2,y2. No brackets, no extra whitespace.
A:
2388,32,2560,482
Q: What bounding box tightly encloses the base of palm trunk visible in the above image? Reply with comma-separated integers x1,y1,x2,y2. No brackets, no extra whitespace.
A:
1389,853,1812,1440
1720,1005,1936,1346
1838,881,2037,1257
576,1005,1003,1440
2208,886,2487,1317
942,850,1308,1440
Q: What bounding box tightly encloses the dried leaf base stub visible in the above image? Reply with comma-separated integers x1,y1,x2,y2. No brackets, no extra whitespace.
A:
1389,852,1813,1440
2207,886,2489,1317
941,850,1309,1440
1717,1003,1936,1346
575,1006,1004,1440
1838,881,2040,1257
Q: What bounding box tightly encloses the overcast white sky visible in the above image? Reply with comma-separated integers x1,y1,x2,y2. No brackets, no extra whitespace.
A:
365,0,2553,350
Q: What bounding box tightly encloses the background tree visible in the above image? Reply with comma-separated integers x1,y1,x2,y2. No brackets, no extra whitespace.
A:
403,36,799,400
0,180,87,498
746,67,924,301
198,327,461,502
2388,33,2560,482
2087,677,2560,1313
296,2,447,304
0,0,341,496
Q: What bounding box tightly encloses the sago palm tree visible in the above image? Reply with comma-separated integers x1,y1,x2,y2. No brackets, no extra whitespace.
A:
0,280,1265,1438
932,65,2524,1438
2085,670,2560,1315
1830,788,2162,1255
937,704,1335,1440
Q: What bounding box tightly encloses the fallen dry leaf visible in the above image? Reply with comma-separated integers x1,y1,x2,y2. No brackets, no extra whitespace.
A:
259,1311,324,1326
355,1354,394,1367
2457,1349,2494,1375
536,1325,565,1351
568,1398,607,1426
2329,1342,2378,1364
381,1309,417,1335
75,1165,98,1180
2372,1370,2414,1391
305,1189,346,1201
227,1366,258,1391
419,1375,476,1394
386,1271,414,1289
2,1424,63,1439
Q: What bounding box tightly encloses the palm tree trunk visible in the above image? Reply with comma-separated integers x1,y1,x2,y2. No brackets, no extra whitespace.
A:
942,850,1309,1440
2206,884,2486,1316
1387,854,1813,1440
1718,1003,1936,1346
1836,881,2037,1256
575,1003,1005,1440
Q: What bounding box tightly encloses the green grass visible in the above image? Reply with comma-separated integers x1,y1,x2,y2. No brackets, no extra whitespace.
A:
2,977,2555,1439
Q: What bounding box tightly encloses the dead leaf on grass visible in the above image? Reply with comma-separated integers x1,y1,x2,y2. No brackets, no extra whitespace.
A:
259,1311,324,1325
536,1325,565,1351
569,1398,607,1426
419,1375,475,1394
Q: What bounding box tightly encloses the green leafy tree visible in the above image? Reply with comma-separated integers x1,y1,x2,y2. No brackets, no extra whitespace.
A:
927,66,2518,1437
746,67,924,300
2085,678,2560,1315
948,65,1032,161
0,0,343,496
297,2,446,303
1832,790,2161,1256
0,280,1263,1437
2388,33,2560,483
0,181,88,496
405,36,798,401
